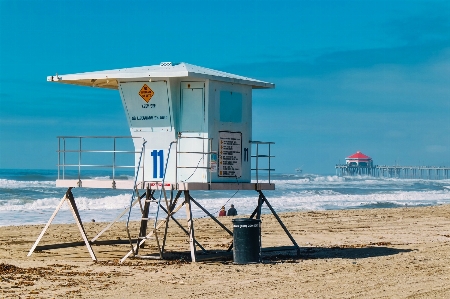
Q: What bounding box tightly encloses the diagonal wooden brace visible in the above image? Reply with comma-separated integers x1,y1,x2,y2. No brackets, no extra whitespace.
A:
27,188,97,261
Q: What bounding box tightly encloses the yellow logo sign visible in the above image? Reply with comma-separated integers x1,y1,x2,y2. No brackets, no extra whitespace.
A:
139,84,154,103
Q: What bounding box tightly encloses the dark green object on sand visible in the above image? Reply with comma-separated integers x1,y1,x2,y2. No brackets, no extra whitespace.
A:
232,218,261,264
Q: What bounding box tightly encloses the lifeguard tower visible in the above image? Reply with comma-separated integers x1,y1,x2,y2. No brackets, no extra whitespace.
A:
28,62,300,262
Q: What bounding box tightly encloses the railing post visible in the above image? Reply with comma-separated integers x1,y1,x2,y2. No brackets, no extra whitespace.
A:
268,143,271,184
256,143,259,184
78,137,82,186
63,138,66,180
141,138,145,187
175,134,180,184
58,138,60,180
112,137,116,189
113,137,116,182
209,138,212,184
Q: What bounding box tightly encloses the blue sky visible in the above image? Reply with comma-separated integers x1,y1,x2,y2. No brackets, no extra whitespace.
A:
0,0,449,174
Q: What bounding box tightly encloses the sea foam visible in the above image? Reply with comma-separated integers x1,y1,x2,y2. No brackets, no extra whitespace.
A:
0,172,449,226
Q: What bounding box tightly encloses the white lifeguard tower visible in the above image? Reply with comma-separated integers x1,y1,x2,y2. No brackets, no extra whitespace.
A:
28,62,300,262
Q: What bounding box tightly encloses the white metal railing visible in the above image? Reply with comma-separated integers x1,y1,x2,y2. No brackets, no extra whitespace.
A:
57,136,145,187
176,134,216,183
56,136,275,185
250,141,275,183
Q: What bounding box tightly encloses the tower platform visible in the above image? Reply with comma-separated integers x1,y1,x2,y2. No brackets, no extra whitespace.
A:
56,180,275,191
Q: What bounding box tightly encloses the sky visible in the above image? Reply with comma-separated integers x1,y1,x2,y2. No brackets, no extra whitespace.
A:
0,0,449,175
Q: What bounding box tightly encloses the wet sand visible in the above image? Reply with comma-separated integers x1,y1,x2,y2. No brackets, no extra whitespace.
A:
1,204,450,298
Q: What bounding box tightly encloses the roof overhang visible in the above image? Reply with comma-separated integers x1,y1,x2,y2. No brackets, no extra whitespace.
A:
47,62,275,90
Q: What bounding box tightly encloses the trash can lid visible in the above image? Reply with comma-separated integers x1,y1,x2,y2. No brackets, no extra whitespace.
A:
232,218,261,223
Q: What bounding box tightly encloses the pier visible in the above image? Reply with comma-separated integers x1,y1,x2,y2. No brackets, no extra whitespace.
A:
336,151,449,179
336,165,450,179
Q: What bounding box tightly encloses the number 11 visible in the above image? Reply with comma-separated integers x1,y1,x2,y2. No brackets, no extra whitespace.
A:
151,150,164,178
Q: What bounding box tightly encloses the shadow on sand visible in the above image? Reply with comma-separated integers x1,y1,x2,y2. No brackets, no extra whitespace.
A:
34,242,413,264
260,245,413,263
297,246,412,260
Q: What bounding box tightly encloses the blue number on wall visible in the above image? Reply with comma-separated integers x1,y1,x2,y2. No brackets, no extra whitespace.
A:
151,150,164,178
158,150,164,178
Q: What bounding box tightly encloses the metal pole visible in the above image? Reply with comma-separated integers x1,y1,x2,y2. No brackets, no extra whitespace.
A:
141,139,145,187
209,138,212,184
63,138,66,180
268,143,271,183
175,136,179,183
78,137,81,183
58,138,60,180
256,143,259,183
113,137,116,182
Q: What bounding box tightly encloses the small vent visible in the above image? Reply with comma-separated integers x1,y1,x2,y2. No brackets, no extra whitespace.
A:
160,62,172,67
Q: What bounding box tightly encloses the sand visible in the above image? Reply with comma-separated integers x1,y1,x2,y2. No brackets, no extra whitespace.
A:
1,204,450,298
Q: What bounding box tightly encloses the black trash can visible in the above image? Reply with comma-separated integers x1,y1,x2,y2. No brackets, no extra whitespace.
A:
232,218,261,264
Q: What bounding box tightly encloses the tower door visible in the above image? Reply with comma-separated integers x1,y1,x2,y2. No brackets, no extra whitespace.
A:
180,83,205,132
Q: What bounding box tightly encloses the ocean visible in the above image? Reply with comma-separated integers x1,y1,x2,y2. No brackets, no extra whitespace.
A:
0,169,449,227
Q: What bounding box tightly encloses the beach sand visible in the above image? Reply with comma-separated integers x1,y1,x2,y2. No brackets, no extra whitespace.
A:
1,204,450,298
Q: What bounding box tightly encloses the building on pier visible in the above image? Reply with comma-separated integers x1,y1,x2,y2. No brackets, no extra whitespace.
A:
346,151,373,167
338,151,376,176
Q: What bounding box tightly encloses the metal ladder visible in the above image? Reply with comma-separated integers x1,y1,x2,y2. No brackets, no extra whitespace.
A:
122,185,186,262
133,186,163,258
124,140,179,261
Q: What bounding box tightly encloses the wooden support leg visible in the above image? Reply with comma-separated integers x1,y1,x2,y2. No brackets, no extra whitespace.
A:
90,192,144,243
189,196,233,236
256,193,263,219
249,193,264,219
258,191,300,256
120,200,186,264
65,189,97,261
27,192,68,257
184,191,197,262
139,188,152,237
249,206,258,219
28,188,97,260
161,190,182,253
136,187,153,254
158,204,207,253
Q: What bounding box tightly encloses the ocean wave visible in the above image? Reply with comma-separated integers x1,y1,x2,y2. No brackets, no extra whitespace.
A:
90,176,112,180
0,189,449,226
0,179,56,189
0,194,131,211
260,176,449,191
2,189,448,212
1,171,450,226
